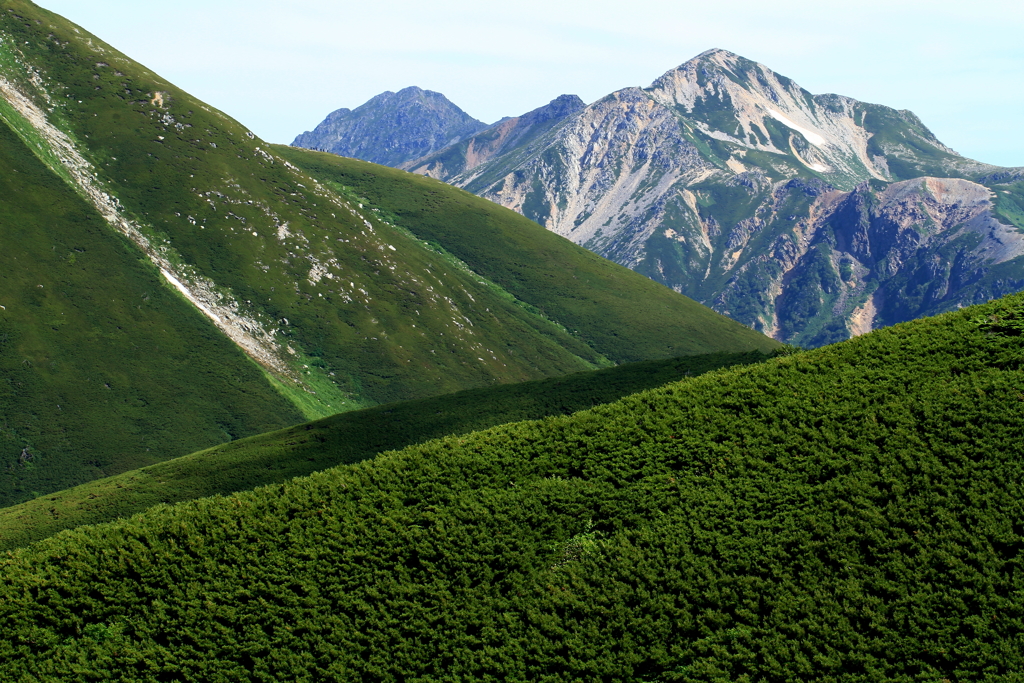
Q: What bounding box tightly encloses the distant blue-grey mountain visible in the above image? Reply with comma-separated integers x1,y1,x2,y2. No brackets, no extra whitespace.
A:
292,86,488,166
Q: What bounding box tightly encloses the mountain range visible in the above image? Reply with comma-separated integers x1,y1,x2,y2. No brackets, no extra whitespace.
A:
296,49,1024,347
3,2,1024,678
0,1,772,504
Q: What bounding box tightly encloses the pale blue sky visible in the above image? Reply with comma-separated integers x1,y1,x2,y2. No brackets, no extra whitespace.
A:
40,0,1024,167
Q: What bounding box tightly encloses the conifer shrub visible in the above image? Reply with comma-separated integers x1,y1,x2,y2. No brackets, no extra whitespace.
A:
0,351,768,550
1,294,1021,679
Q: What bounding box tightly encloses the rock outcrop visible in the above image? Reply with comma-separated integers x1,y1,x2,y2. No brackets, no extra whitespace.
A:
403,94,585,179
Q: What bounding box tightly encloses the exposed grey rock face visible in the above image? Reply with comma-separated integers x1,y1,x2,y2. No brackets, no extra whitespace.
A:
693,175,1024,346
408,49,1024,346
402,94,585,179
296,51,1024,346
292,87,488,167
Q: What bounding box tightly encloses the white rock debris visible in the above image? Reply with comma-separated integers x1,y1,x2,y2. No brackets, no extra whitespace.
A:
0,75,292,376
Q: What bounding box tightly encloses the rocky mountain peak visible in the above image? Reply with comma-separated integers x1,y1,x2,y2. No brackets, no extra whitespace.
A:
292,86,488,167
495,94,586,137
648,48,777,106
644,49,969,188
681,47,748,71
531,94,586,120
289,50,1024,348
651,51,829,141
359,86,453,112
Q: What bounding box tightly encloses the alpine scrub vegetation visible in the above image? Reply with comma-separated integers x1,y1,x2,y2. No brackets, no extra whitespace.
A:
0,350,770,550
1,294,1021,680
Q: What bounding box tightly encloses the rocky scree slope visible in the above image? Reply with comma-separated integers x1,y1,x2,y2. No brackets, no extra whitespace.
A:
394,49,1024,347
401,93,585,179
292,86,488,167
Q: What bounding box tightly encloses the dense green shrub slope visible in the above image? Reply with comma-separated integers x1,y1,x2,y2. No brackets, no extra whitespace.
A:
0,93,305,508
0,351,768,550
2,295,1022,680
275,147,777,362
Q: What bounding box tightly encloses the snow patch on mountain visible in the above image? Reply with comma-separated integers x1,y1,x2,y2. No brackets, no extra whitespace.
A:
767,108,827,147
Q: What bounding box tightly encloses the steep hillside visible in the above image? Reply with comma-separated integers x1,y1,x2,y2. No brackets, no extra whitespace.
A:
292,86,488,167
1,1,777,504
0,91,305,507
1,294,1021,679
0,350,769,550
0,0,598,416
276,147,777,362
401,49,1024,346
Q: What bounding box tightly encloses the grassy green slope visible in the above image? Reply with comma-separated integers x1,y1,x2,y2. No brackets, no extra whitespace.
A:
276,147,779,362
985,173,1024,232
858,103,971,180
1,0,774,423
2,295,1022,680
0,110,304,508
0,2,591,416
0,351,769,550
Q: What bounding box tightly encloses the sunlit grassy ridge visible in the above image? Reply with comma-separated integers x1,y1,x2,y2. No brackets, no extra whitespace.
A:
2,294,1021,680
0,350,769,550
0,0,603,411
277,147,776,362
0,0,776,505
0,85,304,507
